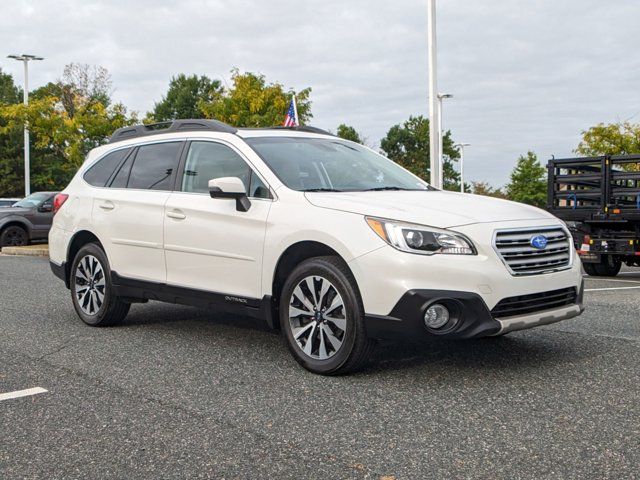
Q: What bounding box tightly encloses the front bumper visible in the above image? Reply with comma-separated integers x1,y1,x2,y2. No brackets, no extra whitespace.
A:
365,282,585,340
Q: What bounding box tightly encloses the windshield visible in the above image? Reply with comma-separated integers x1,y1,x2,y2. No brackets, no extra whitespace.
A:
13,192,50,208
245,137,430,192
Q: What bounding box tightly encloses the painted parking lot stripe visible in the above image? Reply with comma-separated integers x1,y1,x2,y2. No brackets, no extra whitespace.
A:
585,286,640,292
584,278,640,284
0,387,48,402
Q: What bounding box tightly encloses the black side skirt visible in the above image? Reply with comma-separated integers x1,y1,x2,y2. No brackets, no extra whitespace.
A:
110,272,275,328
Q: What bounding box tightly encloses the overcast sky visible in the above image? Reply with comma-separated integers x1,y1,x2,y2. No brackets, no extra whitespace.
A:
2,0,639,186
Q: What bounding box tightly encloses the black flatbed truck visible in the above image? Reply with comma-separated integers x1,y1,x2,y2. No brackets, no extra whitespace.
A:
547,154,640,276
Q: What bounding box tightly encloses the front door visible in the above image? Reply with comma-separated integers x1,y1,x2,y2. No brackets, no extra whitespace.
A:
164,140,272,299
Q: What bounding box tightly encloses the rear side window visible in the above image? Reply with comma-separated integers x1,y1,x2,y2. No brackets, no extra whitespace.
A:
127,142,183,190
110,153,134,188
83,148,131,187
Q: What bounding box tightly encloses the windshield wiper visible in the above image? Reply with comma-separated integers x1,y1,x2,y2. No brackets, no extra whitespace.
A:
302,188,343,192
362,186,411,191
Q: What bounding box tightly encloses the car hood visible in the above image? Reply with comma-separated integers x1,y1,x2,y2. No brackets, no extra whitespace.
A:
305,190,556,228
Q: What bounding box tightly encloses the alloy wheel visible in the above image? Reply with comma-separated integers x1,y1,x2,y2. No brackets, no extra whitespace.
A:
3,227,27,246
288,275,347,360
74,255,106,315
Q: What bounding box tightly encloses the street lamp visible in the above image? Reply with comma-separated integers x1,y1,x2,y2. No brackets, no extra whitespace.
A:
8,54,44,197
427,0,440,188
437,93,453,189
455,143,470,193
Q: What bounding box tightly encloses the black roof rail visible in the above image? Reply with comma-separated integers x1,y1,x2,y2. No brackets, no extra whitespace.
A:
241,125,335,136
108,119,238,144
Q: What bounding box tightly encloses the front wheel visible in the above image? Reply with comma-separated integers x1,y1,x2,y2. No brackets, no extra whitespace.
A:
70,243,130,326
279,256,375,375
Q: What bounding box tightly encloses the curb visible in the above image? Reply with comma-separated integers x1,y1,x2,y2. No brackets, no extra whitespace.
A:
0,245,49,257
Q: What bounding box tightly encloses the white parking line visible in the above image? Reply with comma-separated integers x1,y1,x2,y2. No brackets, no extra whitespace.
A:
584,278,640,284
585,286,640,292
0,387,48,402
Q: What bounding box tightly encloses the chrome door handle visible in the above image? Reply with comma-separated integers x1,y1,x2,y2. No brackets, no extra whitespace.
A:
99,201,115,210
166,210,186,220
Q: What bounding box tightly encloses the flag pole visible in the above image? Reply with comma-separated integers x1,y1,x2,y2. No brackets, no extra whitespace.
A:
292,94,300,126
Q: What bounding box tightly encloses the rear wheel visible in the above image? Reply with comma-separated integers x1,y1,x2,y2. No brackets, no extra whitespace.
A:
0,225,28,247
583,256,621,277
70,243,130,326
279,256,375,375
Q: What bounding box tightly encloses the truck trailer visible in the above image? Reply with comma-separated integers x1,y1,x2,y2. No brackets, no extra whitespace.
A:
547,154,640,276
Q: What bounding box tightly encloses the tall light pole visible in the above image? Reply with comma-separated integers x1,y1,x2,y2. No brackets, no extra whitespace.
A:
427,0,440,188
8,54,44,197
455,142,470,193
437,93,453,189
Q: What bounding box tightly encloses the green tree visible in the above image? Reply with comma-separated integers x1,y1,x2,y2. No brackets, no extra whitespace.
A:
0,68,24,197
200,70,311,127
505,151,546,207
379,115,460,188
0,64,136,193
150,74,221,121
576,121,640,157
336,124,363,144
471,181,507,199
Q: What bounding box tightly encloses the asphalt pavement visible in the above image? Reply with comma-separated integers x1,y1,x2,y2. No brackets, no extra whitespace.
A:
1,255,639,479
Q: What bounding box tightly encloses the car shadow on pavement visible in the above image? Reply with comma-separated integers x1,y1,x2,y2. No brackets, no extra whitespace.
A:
363,332,606,376
113,302,605,377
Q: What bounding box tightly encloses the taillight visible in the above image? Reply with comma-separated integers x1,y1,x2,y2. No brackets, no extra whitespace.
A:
53,193,69,214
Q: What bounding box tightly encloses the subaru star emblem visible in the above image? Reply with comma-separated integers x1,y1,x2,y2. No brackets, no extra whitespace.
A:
530,235,548,249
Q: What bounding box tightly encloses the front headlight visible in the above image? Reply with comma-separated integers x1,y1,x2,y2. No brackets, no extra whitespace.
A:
366,217,476,255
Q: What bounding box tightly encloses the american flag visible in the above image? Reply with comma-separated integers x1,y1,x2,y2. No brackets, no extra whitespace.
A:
283,98,297,127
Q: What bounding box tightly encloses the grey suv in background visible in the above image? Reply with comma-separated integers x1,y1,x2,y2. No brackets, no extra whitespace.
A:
0,192,58,247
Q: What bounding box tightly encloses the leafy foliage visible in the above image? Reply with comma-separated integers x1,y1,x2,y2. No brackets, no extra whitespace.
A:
576,121,640,157
0,69,24,197
150,74,222,121
505,151,546,208
471,181,507,199
199,70,311,127
0,64,136,195
336,124,363,144
379,115,460,189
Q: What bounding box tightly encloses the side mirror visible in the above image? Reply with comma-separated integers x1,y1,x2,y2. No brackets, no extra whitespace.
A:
209,177,251,212
38,203,53,213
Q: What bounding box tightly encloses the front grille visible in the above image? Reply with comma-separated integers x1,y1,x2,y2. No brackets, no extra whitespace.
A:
491,287,577,318
494,226,572,275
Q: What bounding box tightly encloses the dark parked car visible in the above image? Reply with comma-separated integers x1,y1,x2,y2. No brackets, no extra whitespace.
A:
0,192,58,247
0,198,21,208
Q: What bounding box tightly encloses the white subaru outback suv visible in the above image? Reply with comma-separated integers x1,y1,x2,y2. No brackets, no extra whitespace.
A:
49,119,584,374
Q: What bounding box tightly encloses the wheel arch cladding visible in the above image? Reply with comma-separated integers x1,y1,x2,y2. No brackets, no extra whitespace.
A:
270,241,357,329
0,220,31,238
65,230,104,288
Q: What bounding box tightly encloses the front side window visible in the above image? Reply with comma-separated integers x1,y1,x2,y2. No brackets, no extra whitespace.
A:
84,148,131,187
182,141,255,195
127,142,183,190
245,137,429,192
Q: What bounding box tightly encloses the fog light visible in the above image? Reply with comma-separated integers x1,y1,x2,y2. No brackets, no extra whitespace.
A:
424,303,450,329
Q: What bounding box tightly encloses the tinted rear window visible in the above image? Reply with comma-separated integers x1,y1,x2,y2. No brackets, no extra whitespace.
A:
84,148,131,187
127,142,183,190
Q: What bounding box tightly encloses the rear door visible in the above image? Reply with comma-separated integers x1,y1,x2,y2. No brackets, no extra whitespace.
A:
164,140,272,299
91,141,184,283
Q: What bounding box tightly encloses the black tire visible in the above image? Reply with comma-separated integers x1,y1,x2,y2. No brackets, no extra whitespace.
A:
70,243,130,326
583,256,621,277
279,256,375,375
0,225,28,247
